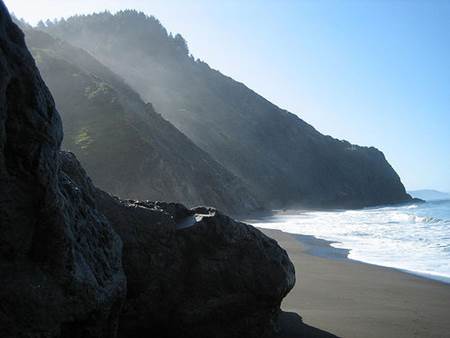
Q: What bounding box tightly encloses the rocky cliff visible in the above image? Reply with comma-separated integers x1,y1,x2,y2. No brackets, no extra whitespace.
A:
0,4,295,337
0,4,126,337
43,11,412,209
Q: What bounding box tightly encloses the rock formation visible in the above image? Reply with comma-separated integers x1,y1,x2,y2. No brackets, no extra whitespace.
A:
92,189,295,337
0,4,126,337
0,4,295,337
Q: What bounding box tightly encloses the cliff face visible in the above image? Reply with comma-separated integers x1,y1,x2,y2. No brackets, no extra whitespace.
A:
0,4,295,337
22,28,260,215
43,11,412,209
0,5,126,337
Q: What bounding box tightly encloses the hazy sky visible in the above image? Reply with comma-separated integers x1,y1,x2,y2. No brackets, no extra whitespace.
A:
6,0,450,192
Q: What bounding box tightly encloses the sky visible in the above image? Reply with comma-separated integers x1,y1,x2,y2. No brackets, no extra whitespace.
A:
6,0,450,192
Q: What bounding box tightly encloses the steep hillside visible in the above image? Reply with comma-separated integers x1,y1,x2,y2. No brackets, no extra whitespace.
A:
23,28,260,215
43,11,412,209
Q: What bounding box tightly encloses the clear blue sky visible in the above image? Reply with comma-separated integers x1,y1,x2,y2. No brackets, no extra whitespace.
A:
7,0,450,192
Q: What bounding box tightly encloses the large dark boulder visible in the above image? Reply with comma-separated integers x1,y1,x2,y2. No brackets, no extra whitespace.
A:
95,192,295,338
0,3,126,337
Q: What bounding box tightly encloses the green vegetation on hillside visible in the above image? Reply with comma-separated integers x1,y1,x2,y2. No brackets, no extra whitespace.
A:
42,12,411,208
24,28,260,214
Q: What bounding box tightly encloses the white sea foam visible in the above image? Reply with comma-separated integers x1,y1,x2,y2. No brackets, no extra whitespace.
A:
250,200,450,283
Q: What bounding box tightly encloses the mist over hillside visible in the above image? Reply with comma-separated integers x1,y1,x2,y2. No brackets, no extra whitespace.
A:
22,26,260,215
41,10,412,209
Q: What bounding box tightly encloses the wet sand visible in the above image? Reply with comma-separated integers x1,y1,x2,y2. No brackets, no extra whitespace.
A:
260,229,450,338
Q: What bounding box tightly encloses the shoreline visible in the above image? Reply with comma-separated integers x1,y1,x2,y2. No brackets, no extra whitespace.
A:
291,234,350,261
245,200,450,286
260,228,450,338
291,232,450,285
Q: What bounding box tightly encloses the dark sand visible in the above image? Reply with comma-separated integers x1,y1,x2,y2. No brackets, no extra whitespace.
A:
260,229,450,338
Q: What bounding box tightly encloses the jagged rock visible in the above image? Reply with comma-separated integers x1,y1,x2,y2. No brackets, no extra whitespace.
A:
0,3,126,337
94,193,295,338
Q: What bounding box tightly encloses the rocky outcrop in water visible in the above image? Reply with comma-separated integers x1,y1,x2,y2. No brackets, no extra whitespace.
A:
0,4,126,337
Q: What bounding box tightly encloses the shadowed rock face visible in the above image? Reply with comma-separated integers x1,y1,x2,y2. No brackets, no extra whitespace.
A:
0,4,126,337
92,189,295,338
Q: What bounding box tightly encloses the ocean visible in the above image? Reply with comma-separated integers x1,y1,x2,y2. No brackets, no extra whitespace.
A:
249,199,450,283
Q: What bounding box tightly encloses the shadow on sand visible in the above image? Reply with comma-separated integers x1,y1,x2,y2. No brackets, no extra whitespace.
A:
277,311,340,338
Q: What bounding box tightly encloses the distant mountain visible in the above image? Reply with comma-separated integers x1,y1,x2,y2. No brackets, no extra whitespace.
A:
23,27,260,215
409,190,450,201
42,11,412,209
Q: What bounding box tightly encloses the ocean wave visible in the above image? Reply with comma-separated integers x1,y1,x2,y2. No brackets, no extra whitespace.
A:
390,213,448,225
406,204,418,209
250,201,450,284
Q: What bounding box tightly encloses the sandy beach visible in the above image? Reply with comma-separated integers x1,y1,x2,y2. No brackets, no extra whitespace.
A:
260,229,450,338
